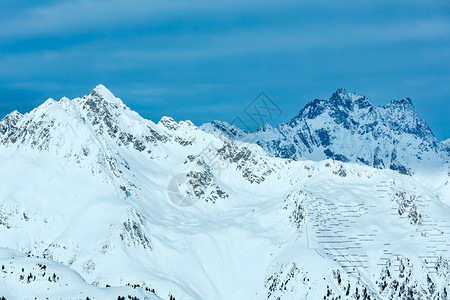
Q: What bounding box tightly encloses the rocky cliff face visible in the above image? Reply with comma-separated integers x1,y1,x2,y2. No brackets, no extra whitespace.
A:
202,88,447,175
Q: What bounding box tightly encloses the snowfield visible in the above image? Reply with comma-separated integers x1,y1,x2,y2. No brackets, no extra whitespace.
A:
0,85,449,299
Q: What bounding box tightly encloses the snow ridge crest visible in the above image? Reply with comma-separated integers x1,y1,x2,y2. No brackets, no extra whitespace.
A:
202,88,446,175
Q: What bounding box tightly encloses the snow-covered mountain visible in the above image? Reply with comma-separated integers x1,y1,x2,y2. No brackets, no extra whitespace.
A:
0,85,449,299
201,88,449,176
442,139,450,153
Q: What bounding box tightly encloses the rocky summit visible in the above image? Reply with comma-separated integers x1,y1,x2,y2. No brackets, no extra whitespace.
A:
202,88,448,176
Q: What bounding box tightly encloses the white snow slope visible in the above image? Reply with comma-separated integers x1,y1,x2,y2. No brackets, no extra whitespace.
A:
0,85,449,300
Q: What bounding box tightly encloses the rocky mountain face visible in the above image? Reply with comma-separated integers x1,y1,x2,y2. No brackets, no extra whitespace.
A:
442,139,450,154
0,86,449,299
201,88,448,176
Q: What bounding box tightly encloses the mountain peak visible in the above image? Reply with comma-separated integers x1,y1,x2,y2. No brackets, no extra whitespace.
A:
327,88,370,111
0,110,23,135
256,123,273,132
3,110,22,120
330,88,366,102
89,84,124,107
297,89,371,121
333,87,347,95
387,97,414,108
91,84,112,96
202,89,444,175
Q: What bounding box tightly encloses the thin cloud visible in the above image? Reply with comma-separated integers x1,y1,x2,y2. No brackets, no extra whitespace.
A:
0,0,448,139
0,0,303,39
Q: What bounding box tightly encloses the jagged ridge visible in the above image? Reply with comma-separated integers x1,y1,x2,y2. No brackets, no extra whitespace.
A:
202,88,448,175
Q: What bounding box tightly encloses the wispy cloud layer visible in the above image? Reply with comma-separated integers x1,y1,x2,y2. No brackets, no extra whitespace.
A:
0,0,449,139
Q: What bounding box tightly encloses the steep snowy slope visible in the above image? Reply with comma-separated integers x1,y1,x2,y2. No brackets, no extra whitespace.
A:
201,88,449,177
0,86,449,299
442,139,450,154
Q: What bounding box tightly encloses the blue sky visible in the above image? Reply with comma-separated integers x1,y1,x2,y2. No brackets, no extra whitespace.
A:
0,0,449,140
